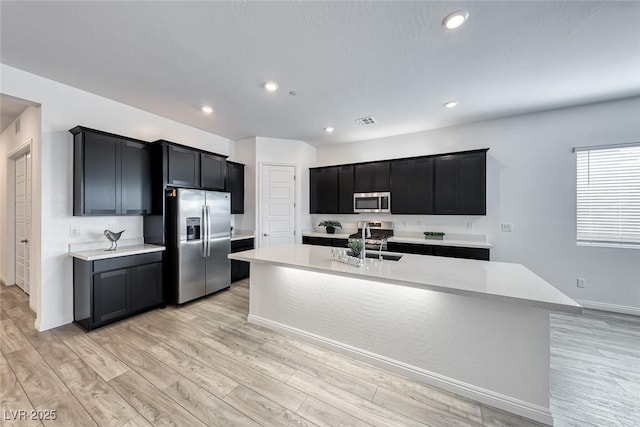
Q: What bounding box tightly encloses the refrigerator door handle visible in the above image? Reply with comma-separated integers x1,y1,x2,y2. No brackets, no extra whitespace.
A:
202,205,207,257
206,205,212,257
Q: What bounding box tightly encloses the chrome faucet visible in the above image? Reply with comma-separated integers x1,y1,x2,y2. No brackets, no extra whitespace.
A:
361,221,371,260
378,238,386,260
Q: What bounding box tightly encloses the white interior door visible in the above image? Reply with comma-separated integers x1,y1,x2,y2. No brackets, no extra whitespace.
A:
15,152,31,294
260,164,296,248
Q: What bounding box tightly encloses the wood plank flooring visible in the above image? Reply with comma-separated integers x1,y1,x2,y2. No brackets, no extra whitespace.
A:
1,280,638,426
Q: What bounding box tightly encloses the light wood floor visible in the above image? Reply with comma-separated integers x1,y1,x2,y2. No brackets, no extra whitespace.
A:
1,280,638,427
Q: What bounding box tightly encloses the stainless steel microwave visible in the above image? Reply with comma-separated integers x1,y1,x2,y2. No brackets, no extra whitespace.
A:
353,192,391,213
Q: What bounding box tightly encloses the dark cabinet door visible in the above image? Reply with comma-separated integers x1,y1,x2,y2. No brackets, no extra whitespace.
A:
338,165,354,214
310,167,339,213
227,161,245,214
433,246,490,261
231,238,254,282
434,151,486,215
81,132,121,215
167,145,200,187
201,153,227,190
121,140,151,215
130,262,163,311
354,162,390,192
386,242,434,255
93,268,130,324
391,158,434,214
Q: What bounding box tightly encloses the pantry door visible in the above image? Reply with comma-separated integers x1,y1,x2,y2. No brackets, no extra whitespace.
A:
260,164,296,248
15,152,31,294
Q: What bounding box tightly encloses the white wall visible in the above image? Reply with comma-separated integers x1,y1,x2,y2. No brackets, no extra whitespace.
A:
230,137,257,232
315,97,640,312
1,64,231,331
0,105,41,311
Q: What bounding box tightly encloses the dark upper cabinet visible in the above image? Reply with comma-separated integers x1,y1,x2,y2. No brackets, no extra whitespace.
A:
71,126,151,216
354,161,390,193
122,140,151,215
167,145,200,187
310,167,339,214
391,157,434,214
227,161,245,214
201,152,226,190
434,151,486,215
338,165,355,214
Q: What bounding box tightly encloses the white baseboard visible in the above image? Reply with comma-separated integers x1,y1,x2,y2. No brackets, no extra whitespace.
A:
575,300,640,317
36,314,74,332
248,314,554,426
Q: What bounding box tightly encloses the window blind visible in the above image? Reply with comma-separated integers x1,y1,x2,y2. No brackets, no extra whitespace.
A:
576,144,640,246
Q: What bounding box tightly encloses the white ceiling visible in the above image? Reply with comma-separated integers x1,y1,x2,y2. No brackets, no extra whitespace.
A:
1,1,639,146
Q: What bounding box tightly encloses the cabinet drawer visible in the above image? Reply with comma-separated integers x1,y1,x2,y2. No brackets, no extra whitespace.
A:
231,238,255,252
93,252,162,273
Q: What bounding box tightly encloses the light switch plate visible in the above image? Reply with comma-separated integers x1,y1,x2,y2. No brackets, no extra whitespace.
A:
577,278,587,288
70,226,80,237
501,223,513,232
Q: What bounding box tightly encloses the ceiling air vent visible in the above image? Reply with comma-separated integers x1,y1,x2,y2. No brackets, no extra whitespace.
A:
15,118,21,134
355,116,376,126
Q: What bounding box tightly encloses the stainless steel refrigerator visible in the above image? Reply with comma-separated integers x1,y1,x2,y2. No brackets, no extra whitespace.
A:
166,188,231,304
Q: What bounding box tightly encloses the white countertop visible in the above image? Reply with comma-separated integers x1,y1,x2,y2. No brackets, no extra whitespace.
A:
229,244,581,314
231,230,255,241
388,236,493,249
302,230,492,249
69,244,165,261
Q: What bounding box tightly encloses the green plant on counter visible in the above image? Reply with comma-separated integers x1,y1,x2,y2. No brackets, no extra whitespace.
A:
423,231,445,237
424,231,445,240
318,220,342,228
319,220,342,234
347,240,363,256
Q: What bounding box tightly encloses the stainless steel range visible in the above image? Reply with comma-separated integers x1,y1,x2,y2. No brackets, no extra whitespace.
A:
348,221,394,250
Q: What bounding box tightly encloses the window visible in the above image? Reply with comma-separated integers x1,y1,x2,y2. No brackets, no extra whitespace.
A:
576,143,640,247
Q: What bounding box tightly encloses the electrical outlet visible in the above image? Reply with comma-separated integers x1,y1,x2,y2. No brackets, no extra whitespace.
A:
501,223,513,232
577,278,587,288
401,220,408,226
70,226,80,237
417,220,423,227
467,222,474,230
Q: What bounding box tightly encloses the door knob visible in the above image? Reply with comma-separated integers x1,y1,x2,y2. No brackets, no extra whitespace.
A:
263,233,270,237
20,239,29,243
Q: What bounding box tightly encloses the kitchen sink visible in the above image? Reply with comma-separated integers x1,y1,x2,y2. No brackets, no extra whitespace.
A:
364,252,403,261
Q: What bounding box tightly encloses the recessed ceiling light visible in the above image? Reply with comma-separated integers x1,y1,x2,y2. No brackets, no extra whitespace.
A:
443,11,469,30
444,100,458,109
264,81,279,92
201,105,214,114
324,127,335,133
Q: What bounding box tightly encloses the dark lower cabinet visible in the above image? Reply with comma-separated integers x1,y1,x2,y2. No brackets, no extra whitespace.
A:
302,236,348,248
231,238,254,282
386,241,489,261
73,252,164,331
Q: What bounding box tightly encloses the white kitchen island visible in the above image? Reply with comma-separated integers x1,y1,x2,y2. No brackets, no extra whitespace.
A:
229,244,581,425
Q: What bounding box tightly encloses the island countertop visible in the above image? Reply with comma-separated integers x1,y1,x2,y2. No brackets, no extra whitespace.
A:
229,243,581,314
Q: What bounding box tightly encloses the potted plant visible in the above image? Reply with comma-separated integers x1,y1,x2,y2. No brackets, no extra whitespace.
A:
319,220,342,234
347,240,364,257
424,231,446,240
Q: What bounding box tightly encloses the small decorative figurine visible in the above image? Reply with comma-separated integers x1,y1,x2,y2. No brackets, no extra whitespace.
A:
104,229,125,251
